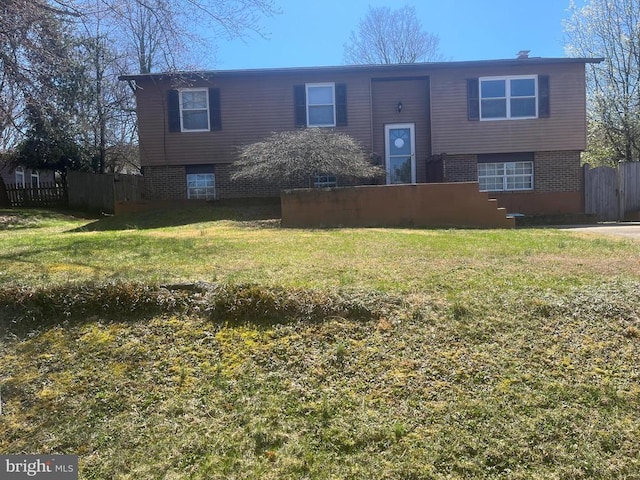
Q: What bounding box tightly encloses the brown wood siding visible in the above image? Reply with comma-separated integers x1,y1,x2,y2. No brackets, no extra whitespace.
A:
371,77,431,182
135,73,375,167
430,63,587,155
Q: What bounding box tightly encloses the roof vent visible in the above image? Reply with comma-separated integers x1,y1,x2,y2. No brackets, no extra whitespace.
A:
517,50,531,59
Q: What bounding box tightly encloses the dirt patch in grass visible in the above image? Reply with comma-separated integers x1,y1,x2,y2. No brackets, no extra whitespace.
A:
0,215,20,225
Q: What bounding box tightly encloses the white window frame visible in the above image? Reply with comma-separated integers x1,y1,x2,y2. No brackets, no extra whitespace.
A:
312,175,337,188
31,170,40,188
479,75,538,121
478,161,534,192
306,83,336,127
179,88,210,132
15,167,25,187
186,173,216,200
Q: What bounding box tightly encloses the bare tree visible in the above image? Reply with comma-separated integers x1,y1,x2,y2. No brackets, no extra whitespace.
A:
344,5,443,65
1,0,278,178
232,129,384,185
82,0,279,74
565,0,640,163
0,0,75,141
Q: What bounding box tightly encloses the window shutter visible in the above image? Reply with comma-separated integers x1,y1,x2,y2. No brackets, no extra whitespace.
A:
294,85,306,127
335,83,348,126
538,75,550,118
209,88,222,130
467,78,479,121
167,89,181,132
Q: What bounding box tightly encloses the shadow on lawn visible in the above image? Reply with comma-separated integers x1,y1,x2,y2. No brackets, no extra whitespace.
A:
71,199,282,232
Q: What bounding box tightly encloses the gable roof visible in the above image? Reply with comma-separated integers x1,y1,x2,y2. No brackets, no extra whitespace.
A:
119,57,604,82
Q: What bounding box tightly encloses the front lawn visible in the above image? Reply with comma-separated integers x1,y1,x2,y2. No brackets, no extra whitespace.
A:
0,205,637,293
1,205,639,479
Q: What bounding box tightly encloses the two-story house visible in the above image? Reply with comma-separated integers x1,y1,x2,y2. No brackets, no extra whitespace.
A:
120,55,601,215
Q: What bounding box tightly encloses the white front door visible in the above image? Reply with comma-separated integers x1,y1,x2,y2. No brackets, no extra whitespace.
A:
385,123,416,184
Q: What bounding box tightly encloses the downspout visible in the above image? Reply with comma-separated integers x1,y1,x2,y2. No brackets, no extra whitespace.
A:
369,77,374,163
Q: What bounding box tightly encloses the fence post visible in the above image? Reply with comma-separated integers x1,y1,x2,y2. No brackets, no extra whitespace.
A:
618,162,625,221
583,164,589,215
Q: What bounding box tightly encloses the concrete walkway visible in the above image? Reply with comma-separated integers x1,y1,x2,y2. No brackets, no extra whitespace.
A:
558,222,640,240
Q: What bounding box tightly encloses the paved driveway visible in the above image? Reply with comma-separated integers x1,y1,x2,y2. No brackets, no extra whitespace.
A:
559,223,640,240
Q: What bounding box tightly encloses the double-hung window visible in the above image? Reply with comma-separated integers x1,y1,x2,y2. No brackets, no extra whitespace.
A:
168,87,221,132
306,83,336,127
480,76,537,120
478,156,534,192
186,165,216,200
180,89,210,131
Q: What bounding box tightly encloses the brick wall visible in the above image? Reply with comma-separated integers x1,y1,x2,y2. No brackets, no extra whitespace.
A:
443,154,477,182
534,151,582,192
214,164,301,199
144,163,378,200
143,163,315,200
443,150,582,194
143,150,583,200
142,165,187,200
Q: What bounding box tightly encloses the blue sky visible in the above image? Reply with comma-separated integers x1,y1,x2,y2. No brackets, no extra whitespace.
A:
213,0,577,70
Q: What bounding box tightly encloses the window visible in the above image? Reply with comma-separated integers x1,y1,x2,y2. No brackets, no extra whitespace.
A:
294,84,347,128
306,83,335,127
31,170,40,188
480,76,537,120
168,88,221,132
478,161,534,192
312,175,337,188
186,165,216,200
15,167,25,187
187,173,215,200
180,89,209,131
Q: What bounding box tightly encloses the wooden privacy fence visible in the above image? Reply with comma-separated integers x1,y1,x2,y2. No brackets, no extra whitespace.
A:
584,162,640,221
5,182,67,208
67,171,143,213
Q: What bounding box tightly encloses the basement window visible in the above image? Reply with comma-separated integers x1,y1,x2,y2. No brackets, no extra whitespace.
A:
478,161,533,192
312,175,337,188
186,165,216,200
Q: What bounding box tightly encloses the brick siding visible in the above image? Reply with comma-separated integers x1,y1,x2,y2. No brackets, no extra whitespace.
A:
143,164,317,200
143,150,583,200
443,154,477,183
142,165,187,200
443,150,582,194
534,151,582,192
214,164,302,199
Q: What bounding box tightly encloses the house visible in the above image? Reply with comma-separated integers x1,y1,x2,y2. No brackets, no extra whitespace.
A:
0,163,55,188
120,54,601,215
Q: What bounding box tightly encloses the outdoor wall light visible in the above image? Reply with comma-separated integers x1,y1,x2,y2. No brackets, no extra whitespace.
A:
396,101,403,113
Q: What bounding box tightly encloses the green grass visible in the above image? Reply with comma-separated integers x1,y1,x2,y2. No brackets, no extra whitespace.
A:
0,205,637,294
1,205,640,479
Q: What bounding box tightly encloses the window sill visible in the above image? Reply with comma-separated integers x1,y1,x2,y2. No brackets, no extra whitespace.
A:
479,117,538,122
483,189,535,193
